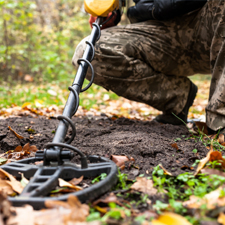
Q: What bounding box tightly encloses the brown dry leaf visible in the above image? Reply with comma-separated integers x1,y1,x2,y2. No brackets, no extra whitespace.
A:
65,195,90,223
110,155,135,168
159,164,173,176
69,176,83,186
194,147,213,176
45,199,70,209
183,186,225,209
23,143,30,151
4,144,38,161
0,191,12,219
0,168,23,194
131,177,157,195
194,121,208,135
210,151,223,161
7,205,35,225
209,151,225,168
151,212,192,225
58,178,82,191
170,143,178,150
8,126,24,139
218,212,225,225
46,196,90,222
93,193,118,206
110,155,129,167
0,180,15,196
14,146,22,152
29,145,38,152
33,208,68,225
219,134,225,144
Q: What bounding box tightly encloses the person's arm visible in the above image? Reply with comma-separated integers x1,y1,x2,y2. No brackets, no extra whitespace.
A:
127,0,207,23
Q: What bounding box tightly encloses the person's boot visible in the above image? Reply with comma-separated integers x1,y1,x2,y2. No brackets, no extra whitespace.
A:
154,81,198,125
207,127,225,136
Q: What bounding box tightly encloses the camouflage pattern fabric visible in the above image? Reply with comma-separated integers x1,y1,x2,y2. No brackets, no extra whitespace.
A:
73,0,225,131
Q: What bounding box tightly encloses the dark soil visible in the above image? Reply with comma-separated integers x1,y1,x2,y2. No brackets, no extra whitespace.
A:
0,115,209,176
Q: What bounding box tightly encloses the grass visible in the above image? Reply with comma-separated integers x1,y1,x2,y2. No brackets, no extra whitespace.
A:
0,74,210,121
0,79,118,110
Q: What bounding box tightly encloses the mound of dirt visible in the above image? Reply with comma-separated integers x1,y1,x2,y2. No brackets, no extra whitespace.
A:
0,115,208,176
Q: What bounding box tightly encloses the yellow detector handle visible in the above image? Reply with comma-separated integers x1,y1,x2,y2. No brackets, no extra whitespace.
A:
84,0,119,17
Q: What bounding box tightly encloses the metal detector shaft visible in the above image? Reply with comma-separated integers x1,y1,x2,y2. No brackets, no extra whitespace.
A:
52,18,102,146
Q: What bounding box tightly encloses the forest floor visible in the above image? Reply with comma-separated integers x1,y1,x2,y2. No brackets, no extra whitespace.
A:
0,76,225,225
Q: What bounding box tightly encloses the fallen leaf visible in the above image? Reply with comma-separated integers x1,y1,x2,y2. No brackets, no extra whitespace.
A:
29,145,38,152
159,164,173,176
151,212,192,225
23,143,30,151
194,147,213,176
7,205,35,225
58,178,82,191
195,121,208,135
93,193,118,206
110,155,135,168
218,212,225,225
4,144,38,160
219,134,225,144
0,168,23,194
170,143,178,150
0,180,15,195
209,151,225,168
21,102,32,108
45,199,70,209
183,186,225,209
210,151,223,161
8,126,24,139
69,176,83,186
14,146,22,152
93,205,108,214
131,177,157,195
46,195,89,223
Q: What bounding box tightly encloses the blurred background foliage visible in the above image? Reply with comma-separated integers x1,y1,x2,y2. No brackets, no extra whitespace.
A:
0,0,90,84
0,0,210,119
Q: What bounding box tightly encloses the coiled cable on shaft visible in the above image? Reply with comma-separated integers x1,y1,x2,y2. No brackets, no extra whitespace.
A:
44,21,101,169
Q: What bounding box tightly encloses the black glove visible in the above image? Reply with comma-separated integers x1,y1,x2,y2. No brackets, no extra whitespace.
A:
127,0,154,23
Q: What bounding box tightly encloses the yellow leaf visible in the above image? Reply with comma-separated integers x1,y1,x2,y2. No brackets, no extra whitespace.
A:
152,212,192,225
218,212,225,225
21,102,31,108
58,178,82,191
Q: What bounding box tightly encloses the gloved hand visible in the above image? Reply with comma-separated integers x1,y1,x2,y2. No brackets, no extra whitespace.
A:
89,9,121,30
127,0,154,23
